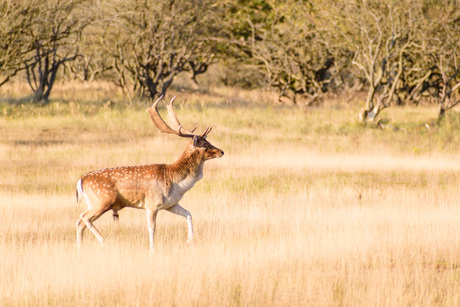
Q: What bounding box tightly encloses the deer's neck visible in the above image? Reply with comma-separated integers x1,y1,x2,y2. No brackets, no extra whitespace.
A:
167,148,204,184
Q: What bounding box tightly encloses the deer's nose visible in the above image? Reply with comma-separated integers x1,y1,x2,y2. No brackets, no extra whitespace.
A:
220,150,224,156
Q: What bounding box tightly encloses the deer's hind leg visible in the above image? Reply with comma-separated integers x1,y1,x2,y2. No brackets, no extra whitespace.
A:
76,208,108,248
112,209,120,223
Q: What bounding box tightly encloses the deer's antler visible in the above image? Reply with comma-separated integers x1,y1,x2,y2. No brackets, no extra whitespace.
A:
165,97,198,133
201,125,213,138
147,96,196,138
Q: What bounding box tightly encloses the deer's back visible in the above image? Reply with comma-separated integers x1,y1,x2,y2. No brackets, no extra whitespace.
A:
80,164,168,210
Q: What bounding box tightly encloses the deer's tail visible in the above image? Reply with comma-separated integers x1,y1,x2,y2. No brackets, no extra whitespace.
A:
76,179,92,208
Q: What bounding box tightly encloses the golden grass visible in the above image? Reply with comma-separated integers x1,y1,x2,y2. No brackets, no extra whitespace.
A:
1,84,460,305
2,157,460,306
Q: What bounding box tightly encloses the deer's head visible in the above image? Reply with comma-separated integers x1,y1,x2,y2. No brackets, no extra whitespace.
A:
146,96,224,161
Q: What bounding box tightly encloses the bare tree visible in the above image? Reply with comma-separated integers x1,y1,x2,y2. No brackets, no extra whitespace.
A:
20,0,91,103
426,4,460,121
100,0,221,100
222,0,342,105
330,1,425,122
392,2,460,121
0,0,36,87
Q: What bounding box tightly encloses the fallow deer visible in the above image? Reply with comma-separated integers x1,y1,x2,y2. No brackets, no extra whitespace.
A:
75,96,224,253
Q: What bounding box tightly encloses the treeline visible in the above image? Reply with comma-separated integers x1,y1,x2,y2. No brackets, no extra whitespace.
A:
0,0,459,121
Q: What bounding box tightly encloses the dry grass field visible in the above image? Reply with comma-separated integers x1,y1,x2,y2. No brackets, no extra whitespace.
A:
1,82,460,306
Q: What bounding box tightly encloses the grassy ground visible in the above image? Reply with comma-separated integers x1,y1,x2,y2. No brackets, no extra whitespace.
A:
1,81,460,306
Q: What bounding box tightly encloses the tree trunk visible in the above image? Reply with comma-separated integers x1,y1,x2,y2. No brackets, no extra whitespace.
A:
359,84,377,122
33,88,45,104
368,96,387,121
437,104,446,123
31,61,61,104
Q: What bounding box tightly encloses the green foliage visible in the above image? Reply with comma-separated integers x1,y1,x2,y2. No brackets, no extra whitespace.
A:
0,0,460,123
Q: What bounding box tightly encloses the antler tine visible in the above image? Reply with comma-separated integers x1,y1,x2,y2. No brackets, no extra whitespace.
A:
178,126,196,137
146,95,194,138
166,97,197,134
201,125,213,138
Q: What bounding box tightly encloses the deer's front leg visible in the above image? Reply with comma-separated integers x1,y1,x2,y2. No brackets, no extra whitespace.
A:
146,208,158,253
166,204,193,243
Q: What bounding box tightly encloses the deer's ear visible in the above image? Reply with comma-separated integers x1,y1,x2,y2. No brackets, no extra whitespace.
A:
192,135,198,146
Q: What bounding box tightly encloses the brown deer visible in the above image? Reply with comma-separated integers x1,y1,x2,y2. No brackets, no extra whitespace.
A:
75,96,224,252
